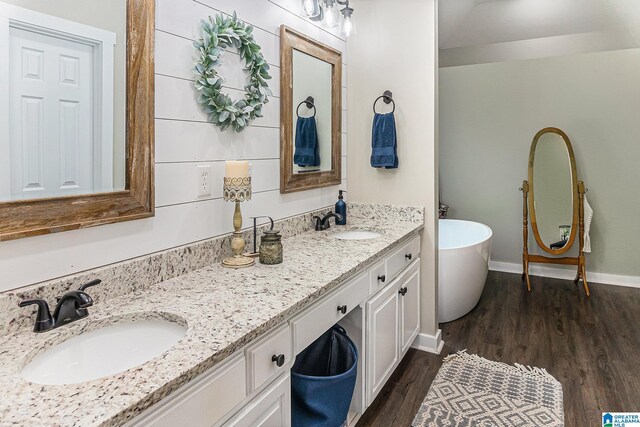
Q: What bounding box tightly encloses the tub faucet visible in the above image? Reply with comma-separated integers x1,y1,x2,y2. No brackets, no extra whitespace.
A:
439,202,449,219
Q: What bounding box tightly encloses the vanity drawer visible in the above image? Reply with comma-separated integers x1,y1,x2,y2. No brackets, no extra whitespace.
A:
128,354,246,427
369,260,387,295
291,271,369,354
386,236,421,281
246,324,292,393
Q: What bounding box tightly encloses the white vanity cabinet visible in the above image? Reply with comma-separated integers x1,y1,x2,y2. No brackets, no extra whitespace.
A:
365,275,400,405
124,354,247,427
365,258,420,406
128,234,422,427
126,323,292,427
399,261,421,356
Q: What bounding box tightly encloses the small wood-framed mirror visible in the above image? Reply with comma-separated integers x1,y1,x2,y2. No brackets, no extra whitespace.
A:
528,127,579,255
0,0,154,241
280,25,342,194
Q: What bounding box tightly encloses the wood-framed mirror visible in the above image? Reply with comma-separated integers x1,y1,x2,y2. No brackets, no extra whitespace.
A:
0,0,154,241
521,127,590,295
279,25,342,194
528,127,579,255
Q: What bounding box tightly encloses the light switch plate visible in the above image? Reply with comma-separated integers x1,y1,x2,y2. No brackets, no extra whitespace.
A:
196,165,212,197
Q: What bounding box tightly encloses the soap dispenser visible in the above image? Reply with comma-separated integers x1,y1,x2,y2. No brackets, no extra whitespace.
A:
335,190,347,225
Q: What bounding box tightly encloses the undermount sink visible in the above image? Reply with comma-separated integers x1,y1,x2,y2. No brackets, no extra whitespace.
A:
21,319,187,385
333,230,383,241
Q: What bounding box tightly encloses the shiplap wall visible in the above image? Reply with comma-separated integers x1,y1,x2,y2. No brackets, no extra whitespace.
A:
0,0,347,292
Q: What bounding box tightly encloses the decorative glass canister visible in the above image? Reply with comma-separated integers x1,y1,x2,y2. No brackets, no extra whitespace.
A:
259,230,283,265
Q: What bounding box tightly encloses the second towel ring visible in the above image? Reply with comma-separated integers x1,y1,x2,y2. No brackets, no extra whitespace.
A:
373,90,395,114
296,96,316,118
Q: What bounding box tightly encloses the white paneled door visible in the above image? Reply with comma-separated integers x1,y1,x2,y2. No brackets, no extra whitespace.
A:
0,3,116,201
9,27,94,199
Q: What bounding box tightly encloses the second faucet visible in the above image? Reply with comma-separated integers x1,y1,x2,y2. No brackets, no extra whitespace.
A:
313,212,344,231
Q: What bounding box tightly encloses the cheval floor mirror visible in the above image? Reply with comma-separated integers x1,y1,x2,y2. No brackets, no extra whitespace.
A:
520,127,590,296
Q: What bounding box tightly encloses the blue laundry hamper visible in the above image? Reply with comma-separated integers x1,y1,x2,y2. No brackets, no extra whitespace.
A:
291,325,358,427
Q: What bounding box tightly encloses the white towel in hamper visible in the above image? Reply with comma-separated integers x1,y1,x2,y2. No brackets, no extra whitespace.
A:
583,195,593,253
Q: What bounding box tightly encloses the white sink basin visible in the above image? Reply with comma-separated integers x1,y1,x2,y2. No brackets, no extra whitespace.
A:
333,230,383,240
21,319,187,385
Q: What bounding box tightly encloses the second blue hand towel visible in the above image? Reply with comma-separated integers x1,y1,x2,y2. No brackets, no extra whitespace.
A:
294,116,320,167
370,112,398,169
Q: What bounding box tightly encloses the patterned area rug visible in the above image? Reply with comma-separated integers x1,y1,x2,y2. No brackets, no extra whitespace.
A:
412,351,564,426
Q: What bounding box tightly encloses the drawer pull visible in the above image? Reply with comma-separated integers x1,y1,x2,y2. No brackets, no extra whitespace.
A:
405,253,412,260
377,275,386,283
272,354,285,367
399,287,408,296
337,305,347,315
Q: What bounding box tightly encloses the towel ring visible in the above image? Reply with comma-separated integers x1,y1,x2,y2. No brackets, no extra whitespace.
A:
373,90,395,114
296,96,316,118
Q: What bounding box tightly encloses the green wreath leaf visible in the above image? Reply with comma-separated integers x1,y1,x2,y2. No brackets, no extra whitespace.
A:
194,11,272,133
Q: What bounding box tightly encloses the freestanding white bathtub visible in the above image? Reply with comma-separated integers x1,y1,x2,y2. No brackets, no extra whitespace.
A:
438,219,493,323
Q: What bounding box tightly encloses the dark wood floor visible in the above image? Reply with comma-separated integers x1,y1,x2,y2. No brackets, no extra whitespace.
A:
357,271,640,427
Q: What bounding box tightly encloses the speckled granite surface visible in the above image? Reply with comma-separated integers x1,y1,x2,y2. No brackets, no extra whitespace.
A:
0,204,423,427
0,207,339,337
349,202,425,223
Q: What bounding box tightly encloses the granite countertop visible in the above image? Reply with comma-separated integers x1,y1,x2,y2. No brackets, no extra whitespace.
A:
0,213,423,427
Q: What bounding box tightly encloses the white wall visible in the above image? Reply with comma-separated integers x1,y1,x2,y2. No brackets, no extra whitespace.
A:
347,0,439,336
440,48,640,278
0,0,348,292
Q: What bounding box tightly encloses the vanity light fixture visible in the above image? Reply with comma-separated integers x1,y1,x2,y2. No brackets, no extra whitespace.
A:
340,4,354,37
323,0,340,28
302,0,321,18
302,0,354,37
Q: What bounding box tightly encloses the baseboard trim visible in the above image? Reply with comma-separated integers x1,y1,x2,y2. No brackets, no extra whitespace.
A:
489,261,640,289
411,329,444,354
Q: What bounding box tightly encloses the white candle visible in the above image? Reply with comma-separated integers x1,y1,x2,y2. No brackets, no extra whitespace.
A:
225,160,250,178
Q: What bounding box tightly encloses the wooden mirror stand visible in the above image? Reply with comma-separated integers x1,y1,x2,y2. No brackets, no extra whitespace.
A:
521,180,589,295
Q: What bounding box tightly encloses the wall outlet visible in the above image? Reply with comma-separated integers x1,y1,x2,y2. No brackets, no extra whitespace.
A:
196,165,212,197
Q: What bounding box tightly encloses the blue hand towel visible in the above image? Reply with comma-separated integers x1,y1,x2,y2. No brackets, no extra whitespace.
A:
370,113,398,169
294,116,320,167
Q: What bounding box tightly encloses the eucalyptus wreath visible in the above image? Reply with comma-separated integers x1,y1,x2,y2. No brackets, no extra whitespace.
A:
194,12,272,132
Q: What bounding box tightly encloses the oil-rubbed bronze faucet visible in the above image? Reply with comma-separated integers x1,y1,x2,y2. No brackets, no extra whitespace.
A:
313,212,344,231
18,279,101,333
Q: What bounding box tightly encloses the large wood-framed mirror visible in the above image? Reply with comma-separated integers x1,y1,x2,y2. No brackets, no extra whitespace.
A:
0,0,154,241
528,127,579,255
521,127,589,295
280,25,342,194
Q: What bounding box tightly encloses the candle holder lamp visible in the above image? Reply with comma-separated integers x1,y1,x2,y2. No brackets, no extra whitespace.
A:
222,176,255,268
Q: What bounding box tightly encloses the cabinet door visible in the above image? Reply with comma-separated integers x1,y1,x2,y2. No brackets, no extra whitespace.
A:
365,281,399,406
399,261,420,356
224,373,291,427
